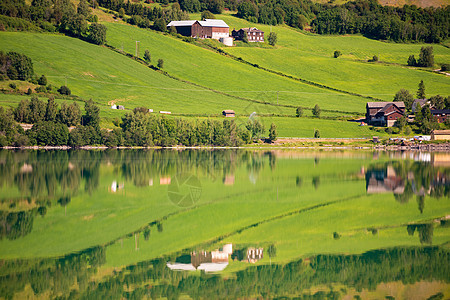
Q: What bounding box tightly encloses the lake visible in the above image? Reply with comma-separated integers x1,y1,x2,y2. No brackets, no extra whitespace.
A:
0,149,449,299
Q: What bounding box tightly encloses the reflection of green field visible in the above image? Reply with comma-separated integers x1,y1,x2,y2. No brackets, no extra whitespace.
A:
0,152,449,273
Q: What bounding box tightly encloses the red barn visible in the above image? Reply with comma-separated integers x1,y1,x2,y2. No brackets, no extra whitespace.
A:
167,19,229,40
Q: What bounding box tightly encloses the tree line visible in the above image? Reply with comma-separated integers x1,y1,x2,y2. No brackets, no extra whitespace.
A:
0,97,277,147
0,0,106,45
2,244,447,299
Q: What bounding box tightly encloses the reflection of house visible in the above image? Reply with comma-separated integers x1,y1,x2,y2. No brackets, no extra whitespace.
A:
247,247,263,263
110,181,124,193
366,102,405,127
160,177,171,185
167,19,229,40
167,244,232,273
223,174,235,185
431,130,450,141
366,166,405,194
232,27,264,42
432,153,450,167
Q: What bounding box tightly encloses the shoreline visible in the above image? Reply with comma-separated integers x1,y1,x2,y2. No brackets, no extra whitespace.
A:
1,142,450,151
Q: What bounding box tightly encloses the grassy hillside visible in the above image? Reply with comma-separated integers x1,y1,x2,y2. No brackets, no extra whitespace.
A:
210,14,450,101
0,32,291,117
103,22,369,114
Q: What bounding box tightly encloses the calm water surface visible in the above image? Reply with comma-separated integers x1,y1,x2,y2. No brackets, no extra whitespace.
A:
0,149,449,299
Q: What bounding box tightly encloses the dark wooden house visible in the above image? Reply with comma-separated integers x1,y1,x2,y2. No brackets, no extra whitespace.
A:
366,102,405,127
431,109,450,123
232,27,264,42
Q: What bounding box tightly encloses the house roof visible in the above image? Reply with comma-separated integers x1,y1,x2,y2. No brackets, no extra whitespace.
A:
432,130,450,135
222,110,235,114
199,19,229,28
367,102,405,108
167,20,196,27
241,27,264,33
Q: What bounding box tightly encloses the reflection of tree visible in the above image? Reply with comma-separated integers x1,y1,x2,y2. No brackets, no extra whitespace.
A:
407,223,433,244
0,210,34,240
417,195,425,214
0,246,105,299
312,176,320,190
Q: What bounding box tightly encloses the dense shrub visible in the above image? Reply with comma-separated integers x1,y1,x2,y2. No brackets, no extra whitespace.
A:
27,121,69,146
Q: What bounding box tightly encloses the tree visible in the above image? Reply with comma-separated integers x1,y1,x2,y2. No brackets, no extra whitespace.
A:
407,55,417,66
157,58,164,68
58,102,81,126
393,89,414,111
429,95,445,110
153,18,166,32
45,96,58,121
77,0,90,18
144,50,151,63
169,25,177,35
27,121,69,145
268,32,277,46
417,80,425,99
14,99,31,123
312,104,321,117
87,23,106,45
246,119,265,141
242,31,248,43
405,126,412,135
396,116,407,131
418,46,434,67
267,244,277,258
6,52,34,81
334,50,341,58
268,123,277,142
118,7,125,18
29,95,46,123
296,107,303,117
58,85,71,95
37,74,47,86
83,99,100,128
201,10,215,20
314,129,320,138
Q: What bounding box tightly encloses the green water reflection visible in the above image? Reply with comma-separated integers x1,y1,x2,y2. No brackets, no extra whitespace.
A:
0,149,448,299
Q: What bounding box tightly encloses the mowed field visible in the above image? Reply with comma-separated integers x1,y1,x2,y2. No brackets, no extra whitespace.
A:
210,14,450,101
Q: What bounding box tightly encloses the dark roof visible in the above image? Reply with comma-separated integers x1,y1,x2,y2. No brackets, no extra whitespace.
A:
431,109,450,114
240,27,264,33
222,110,235,114
367,102,405,109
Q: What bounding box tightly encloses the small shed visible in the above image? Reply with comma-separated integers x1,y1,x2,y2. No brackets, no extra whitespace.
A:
160,111,171,115
222,110,235,117
117,105,125,110
431,130,450,140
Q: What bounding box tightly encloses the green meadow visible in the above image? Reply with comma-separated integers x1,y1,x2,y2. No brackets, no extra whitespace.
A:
103,22,368,113
212,14,450,100
1,150,448,270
